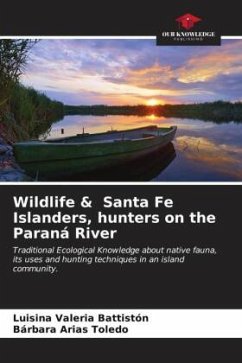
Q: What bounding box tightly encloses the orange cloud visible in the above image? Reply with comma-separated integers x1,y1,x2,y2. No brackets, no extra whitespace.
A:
124,64,174,87
178,45,242,83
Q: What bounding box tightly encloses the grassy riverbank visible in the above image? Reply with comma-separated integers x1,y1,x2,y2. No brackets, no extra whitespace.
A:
65,101,242,122
0,84,64,143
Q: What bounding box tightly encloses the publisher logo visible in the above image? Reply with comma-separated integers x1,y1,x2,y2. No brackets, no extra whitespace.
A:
157,12,221,46
176,13,201,30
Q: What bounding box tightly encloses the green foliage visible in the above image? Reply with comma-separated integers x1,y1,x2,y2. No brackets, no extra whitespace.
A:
0,39,63,142
0,40,36,106
1,83,64,142
0,39,64,142
0,40,36,81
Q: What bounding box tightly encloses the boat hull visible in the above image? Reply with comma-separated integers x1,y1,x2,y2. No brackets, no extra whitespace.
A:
13,126,177,180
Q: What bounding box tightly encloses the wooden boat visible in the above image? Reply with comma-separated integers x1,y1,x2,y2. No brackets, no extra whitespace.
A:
13,125,177,180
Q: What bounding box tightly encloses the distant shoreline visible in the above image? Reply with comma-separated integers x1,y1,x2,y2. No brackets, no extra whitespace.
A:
64,101,242,122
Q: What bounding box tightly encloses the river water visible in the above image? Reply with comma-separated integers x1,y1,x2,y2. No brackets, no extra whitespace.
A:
44,114,242,181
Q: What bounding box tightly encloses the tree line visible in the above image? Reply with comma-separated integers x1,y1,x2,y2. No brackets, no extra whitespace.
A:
65,101,242,122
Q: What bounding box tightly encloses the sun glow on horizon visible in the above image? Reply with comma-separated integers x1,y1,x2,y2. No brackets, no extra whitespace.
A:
146,98,160,106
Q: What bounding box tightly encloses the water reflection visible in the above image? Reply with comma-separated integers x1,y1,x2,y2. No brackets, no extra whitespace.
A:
62,143,176,182
47,114,167,138
46,115,242,181
175,136,242,179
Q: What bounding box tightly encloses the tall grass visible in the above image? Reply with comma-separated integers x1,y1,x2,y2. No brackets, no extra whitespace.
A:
0,83,64,142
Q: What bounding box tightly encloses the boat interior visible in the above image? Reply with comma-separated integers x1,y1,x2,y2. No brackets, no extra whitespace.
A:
47,125,174,144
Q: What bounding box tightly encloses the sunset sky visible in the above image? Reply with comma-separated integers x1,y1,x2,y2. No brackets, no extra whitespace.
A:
22,39,242,105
